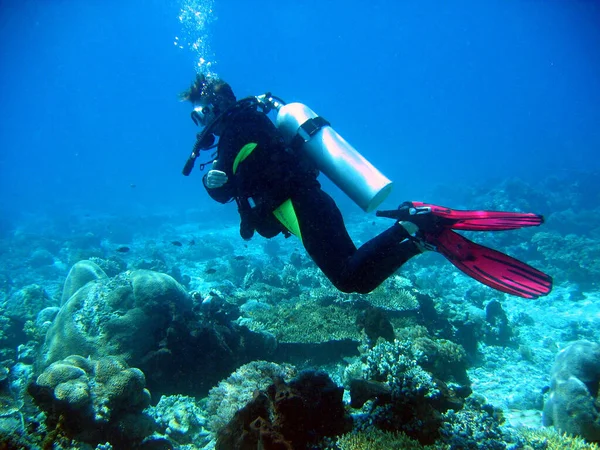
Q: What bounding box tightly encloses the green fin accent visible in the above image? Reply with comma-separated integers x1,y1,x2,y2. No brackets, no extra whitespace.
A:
273,199,302,241
232,142,258,174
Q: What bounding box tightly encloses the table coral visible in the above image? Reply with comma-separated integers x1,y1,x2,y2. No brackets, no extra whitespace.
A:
243,299,360,343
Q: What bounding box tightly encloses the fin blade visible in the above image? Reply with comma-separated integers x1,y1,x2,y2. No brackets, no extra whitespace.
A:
411,201,545,231
429,229,553,299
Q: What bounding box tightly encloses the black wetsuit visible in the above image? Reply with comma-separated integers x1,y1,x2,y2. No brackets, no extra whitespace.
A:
204,107,421,293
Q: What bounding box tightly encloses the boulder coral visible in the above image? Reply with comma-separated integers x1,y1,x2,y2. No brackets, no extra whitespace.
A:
40,262,276,399
6,284,53,321
30,355,153,447
41,268,191,369
60,259,108,305
543,340,600,442
34,355,150,421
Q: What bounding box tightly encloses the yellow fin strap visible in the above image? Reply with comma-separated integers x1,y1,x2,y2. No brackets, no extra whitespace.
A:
273,199,302,241
232,142,258,174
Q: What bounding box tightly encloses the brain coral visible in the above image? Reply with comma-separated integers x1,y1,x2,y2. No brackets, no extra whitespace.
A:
34,354,150,423
31,354,154,447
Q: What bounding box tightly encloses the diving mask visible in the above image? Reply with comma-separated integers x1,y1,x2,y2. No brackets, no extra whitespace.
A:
191,103,218,127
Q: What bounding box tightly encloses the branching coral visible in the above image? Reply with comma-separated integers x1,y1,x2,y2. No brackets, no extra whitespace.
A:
146,394,209,446
346,329,472,445
366,339,440,400
438,398,505,449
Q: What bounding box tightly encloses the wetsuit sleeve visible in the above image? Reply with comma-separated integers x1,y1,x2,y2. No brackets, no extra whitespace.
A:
202,159,234,203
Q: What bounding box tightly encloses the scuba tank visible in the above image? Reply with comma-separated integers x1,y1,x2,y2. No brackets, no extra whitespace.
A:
274,102,393,213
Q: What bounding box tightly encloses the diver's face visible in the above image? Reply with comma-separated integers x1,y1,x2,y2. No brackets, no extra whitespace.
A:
192,102,218,127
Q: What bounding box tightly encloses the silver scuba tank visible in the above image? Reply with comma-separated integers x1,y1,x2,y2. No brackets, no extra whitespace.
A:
275,102,393,213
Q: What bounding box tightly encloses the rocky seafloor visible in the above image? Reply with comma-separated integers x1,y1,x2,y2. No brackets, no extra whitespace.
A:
1,174,600,449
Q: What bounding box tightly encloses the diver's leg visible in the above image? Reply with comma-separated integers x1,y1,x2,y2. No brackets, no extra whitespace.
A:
343,224,422,293
292,188,357,289
293,188,421,293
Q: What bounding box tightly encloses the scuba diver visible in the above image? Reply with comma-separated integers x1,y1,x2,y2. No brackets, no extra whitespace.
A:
180,73,553,299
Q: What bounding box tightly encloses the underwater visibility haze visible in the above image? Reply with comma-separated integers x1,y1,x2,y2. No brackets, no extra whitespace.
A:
1,0,600,448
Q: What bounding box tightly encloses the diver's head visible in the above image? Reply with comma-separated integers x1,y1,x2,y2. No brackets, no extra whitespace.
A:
180,73,236,129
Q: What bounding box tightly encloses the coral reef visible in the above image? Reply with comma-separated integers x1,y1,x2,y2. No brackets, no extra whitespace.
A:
398,326,469,384
349,379,391,409
3,173,600,449
88,256,128,278
532,232,600,287
146,394,210,446
360,278,419,312
60,259,108,305
215,370,352,449
363,341,454,443
484,300,514,346
29,355,154,448
519,426,600,450
40,268,191,368
344,329,471,445
5,284,54,322
543,340,600,441
438,397,506,449
356,307,395,345
203,360,297,436
39,263,276,399
243,298,360,343
411,335,469,384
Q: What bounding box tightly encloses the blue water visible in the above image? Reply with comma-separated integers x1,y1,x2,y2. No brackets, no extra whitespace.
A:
3,2,600,447
2,0,599,226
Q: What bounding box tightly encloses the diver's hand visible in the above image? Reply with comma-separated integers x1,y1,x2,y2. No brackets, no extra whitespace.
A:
205,170,228,189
